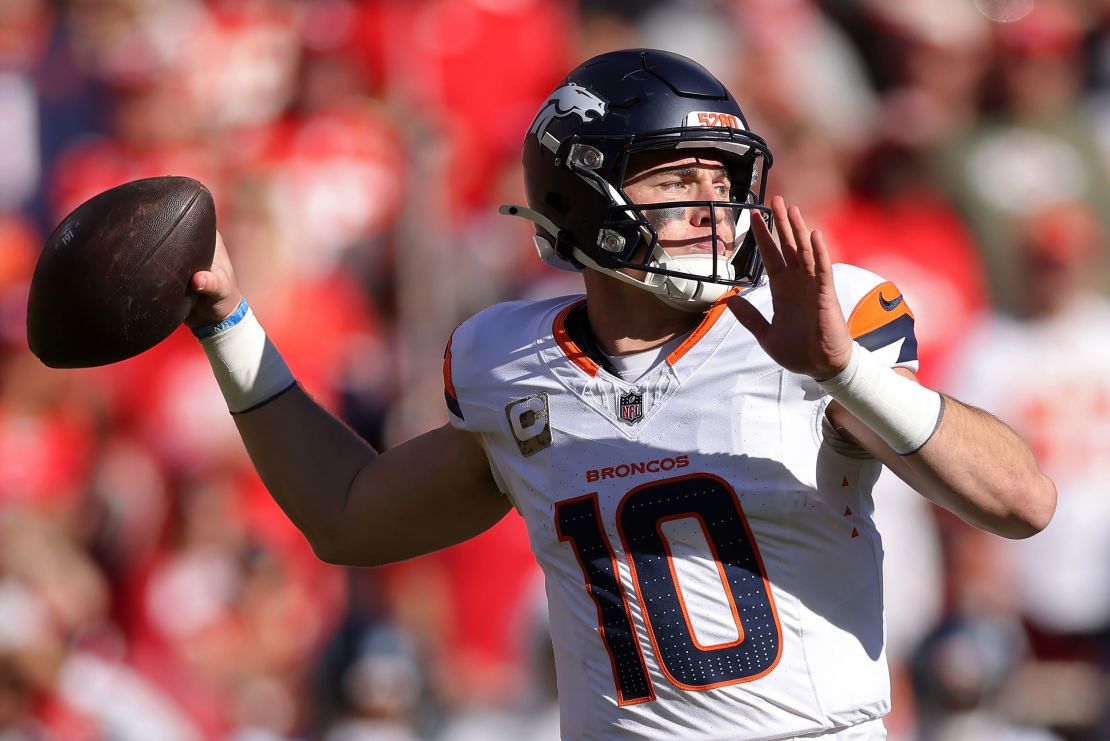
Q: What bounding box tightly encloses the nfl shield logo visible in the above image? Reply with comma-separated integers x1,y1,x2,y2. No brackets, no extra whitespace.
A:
619,391,644,424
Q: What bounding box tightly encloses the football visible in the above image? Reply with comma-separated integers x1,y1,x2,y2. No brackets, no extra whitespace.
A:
27,176,217,368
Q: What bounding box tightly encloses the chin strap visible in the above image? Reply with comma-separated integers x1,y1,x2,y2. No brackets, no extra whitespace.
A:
655,253,735,306
572,246,725,312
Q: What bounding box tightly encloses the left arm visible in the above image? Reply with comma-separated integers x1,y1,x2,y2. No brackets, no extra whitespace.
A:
729,196,1056,539
827,377,1055,538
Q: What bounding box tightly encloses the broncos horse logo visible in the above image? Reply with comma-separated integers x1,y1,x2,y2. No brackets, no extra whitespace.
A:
529,83,608,142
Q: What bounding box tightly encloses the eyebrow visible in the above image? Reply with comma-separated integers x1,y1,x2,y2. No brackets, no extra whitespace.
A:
637,165,731,181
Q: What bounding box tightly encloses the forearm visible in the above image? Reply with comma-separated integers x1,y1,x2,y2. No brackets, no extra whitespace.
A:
193,299,380,555
186,243,508,567
828,391,1056,539
888,397,1056,538
819,344,1055,538
230,387,510,566
232,384,379,551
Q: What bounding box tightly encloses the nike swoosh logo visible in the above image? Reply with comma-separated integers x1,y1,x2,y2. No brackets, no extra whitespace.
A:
878,292,903,311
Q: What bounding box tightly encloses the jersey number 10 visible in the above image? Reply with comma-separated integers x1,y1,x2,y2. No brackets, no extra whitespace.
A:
555,473,782,705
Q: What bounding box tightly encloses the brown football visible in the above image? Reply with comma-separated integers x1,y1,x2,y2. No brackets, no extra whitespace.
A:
27,176,216,368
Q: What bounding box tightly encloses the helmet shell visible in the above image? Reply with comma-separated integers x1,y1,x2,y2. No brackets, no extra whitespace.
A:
521,48,772,284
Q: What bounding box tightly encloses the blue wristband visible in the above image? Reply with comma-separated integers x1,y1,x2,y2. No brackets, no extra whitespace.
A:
192,298,249,339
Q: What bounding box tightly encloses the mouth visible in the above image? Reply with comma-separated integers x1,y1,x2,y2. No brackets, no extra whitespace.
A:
676,238,731,257
693,241,727,255
657,230,734,260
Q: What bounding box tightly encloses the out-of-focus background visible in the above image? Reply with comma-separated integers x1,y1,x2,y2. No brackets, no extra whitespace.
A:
1,0,1109,739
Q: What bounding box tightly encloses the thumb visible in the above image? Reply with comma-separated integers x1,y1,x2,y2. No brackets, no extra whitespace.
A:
727,295,770,342
191,270,221,295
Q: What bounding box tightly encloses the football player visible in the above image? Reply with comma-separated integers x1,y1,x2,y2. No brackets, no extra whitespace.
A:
186,49,1055,740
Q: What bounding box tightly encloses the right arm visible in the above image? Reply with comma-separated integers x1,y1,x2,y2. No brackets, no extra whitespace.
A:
234,392,510,566
188,234,510,567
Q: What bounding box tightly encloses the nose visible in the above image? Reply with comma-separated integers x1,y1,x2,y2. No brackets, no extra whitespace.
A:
688,181,730,227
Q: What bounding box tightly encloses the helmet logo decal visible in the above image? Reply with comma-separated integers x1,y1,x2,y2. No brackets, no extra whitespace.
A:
529,83,608,142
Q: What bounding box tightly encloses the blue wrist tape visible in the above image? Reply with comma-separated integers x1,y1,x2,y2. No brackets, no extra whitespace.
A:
192,298,249,339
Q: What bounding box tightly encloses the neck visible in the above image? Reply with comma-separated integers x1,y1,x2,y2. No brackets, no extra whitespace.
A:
582,270,704,356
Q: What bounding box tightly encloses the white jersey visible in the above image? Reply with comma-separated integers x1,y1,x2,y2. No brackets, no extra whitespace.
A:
444,264,918,741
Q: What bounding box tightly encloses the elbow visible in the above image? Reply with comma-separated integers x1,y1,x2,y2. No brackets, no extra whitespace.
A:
305,530,380,568
309,543,383,568
305,533,349,566
1025,473,1058,536
307,530,396,568
309,541,356,567
308,542,379,568
1003,473,1057,539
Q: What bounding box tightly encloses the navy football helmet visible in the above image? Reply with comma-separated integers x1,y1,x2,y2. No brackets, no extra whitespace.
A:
502,48,773,309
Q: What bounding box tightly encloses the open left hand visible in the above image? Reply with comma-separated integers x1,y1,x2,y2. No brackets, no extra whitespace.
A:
727,196,854,380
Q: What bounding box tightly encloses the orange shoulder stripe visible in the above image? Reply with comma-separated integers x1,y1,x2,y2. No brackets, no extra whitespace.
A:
846,281,913,339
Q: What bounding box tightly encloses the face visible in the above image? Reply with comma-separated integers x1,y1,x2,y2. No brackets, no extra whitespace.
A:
622,150,738,260
1019,205,1100,317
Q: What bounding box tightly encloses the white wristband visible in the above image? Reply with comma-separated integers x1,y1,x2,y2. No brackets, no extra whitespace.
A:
196,301,295,414
817,342,944,455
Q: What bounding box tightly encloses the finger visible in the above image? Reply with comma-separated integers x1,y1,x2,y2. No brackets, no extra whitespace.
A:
811,228,834,278
751,208,787,276
726,295,771,342
788,205,815,274
811,229,843,311
770,196,798,268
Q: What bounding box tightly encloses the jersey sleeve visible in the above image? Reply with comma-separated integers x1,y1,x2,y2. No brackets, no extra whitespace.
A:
441,303,527,434
439,309,521,503
833,263,920,372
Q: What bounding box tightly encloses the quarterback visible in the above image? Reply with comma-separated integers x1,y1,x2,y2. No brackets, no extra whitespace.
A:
185,50,1055,740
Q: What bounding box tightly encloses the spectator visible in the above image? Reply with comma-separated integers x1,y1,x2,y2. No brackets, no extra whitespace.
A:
931,1,1110,312
943,201,1110,739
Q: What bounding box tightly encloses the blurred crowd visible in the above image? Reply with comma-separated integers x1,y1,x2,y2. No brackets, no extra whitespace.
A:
1,0,1109,739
